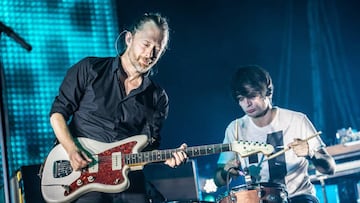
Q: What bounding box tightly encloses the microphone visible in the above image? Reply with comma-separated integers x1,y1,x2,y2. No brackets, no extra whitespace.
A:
225,166,246,194
0,22,32,51
226,166,246,176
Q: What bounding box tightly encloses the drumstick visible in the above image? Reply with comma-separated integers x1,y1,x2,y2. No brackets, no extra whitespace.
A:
264,131,322,161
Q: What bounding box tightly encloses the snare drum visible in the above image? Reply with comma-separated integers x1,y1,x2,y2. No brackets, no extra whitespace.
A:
217,182,288,203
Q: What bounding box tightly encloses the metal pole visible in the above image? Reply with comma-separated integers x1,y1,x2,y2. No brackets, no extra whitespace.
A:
319,178,328,203
1,23,32,203
0,57,10,203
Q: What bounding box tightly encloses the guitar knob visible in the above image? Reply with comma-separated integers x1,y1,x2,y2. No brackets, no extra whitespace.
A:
87,176,95,182
114,178,120,184
76,179,83,186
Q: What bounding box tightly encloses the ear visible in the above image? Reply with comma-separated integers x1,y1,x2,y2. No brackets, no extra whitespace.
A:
125,32,132,45
266,87,272,96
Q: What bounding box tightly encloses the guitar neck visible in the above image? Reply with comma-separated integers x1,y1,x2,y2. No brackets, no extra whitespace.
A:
124,143,230,165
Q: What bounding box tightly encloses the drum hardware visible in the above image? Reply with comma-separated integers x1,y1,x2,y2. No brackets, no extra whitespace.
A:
257,187,266,199
217,132,321,202
336,127,360,144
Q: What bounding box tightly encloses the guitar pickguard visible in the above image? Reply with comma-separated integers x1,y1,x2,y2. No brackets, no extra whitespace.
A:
41,135,148,203
65,141,138,196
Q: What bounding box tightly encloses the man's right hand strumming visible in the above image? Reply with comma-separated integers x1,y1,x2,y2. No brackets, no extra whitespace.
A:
68,148,92,171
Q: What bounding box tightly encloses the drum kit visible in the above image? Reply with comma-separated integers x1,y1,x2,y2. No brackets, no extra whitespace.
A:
216,182,288,203
216,131,322,203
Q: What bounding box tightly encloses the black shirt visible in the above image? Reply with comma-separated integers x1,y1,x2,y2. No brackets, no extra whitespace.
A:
50,56,169,150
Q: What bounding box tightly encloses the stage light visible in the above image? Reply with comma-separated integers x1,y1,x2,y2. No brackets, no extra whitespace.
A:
0,0,118,180
203,178,217,193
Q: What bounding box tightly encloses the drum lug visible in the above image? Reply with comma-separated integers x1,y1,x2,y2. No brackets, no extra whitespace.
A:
230,194,237,203
258,188,266,198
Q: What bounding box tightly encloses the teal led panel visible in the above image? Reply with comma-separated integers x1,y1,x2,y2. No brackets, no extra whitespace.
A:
0,0,118,184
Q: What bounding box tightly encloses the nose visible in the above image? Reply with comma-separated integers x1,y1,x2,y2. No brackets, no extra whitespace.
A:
246,98,253,106
144,46,156,59
240,98,252,107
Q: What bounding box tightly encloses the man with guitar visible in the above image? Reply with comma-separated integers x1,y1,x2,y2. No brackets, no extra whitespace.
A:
214,65,336,203
45,13,187,203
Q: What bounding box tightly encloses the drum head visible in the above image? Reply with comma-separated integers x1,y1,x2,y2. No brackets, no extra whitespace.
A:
248,182,285,189
230,184,248,191
217,183,288,203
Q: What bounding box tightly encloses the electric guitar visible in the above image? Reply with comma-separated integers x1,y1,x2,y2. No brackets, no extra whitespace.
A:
41,135,274,203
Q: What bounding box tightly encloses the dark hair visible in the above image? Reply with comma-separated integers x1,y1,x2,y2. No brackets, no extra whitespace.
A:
117,13,170,60
230,65,273,102
128,12,170,50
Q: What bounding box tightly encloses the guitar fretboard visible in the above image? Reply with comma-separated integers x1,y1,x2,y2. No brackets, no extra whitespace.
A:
124,143,230,165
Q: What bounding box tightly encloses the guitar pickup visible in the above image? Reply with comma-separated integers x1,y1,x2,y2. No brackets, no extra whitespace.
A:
112,152,122,170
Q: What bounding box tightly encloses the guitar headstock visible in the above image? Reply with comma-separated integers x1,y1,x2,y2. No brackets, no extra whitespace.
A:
230,140,274,157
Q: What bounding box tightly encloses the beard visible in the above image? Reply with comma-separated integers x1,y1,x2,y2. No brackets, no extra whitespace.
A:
128,52,154,74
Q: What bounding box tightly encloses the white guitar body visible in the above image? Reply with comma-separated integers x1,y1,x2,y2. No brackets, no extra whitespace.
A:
41,135,148,203
41,135,274,203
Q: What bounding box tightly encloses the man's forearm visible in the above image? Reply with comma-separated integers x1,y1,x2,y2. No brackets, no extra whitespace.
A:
309,149,336,175
50,112,77,154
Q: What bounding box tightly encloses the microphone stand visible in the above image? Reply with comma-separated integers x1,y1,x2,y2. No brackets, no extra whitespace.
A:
0,23,32,203
0,48,11,203
225,167,245,199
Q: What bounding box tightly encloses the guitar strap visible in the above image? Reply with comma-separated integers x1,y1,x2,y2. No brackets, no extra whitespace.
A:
234,119,240,163
234,119,238,141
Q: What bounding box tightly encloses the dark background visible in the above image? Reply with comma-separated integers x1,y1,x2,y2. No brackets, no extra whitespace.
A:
116,0,360,179
1,0,359,201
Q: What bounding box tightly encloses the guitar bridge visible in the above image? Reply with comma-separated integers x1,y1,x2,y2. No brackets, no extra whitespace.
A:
53,160,73,178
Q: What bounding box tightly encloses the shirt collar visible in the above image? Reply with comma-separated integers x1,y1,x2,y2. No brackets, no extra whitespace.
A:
112,56,120,73
113,56,152,92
